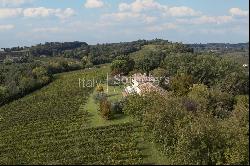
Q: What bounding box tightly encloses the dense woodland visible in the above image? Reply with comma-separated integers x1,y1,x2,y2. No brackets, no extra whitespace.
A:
108,41,249,165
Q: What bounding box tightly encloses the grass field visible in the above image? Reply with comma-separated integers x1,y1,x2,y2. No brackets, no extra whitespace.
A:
0,66,152,165
84,83,132,127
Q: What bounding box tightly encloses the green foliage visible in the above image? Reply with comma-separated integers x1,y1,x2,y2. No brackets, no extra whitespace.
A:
220,95,249,165
161,53,194,76
3,58,13,65
150,68,168,78
111,101,123,114
99,98,112,120
29,41,88,57
188,84,210,110
216,71,249,95
123,94,151,121
208,88,234,118
123,91,248,165
0,86,7,101
170,73,193,96
93,92,108,103
81,56,88,68
111,59,135,75
32,67,48,79
96,84,104,92
162,54,249,95
0,63,53,106
19,76,36,93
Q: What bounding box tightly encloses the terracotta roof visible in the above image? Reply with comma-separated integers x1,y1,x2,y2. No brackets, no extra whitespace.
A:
132,73,156,84
138,82,164,94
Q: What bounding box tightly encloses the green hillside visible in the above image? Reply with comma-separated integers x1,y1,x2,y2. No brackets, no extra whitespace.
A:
0,66,162,165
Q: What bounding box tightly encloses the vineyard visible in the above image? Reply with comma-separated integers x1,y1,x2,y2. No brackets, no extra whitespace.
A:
0,122,144,164
0,66,147,165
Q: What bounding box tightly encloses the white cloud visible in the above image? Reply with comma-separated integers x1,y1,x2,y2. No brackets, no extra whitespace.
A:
0,0,32,7
23,7,75,19
102,12,156,24
118,0,200,17
23,7,51,17
166,6,201,17
0,7,75,20
54,8,75,20
102,0,201,26
32,27,63,33
177,15,233,25
101,12,141,21
146,23,177,32
0,24,15,31
118,0,165,13
118,3,130,11
0,8,23,19
84,0,104,8
229,8,249,17
144,16,157,24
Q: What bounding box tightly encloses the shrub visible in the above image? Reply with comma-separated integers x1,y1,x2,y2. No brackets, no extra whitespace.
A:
182,98,198,112
93,92,107,103
220,95,249,165
188,84,210,110
96,85,104,92
111,101,123,114
0,86,7,104
170,73,193,96
208,88,234,118
100,98,112,120
85,62,94,68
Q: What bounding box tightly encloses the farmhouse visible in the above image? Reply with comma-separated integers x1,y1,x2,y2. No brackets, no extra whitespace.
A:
123,73,165,96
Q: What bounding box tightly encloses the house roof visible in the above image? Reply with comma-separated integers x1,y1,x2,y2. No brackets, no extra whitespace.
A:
132,73,156,84
138,82,164,94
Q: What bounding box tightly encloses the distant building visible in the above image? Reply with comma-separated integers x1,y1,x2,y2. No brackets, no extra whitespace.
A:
243,64,248,68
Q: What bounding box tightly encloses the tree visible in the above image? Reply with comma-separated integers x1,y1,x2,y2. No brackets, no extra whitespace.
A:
217,71,249,95
150,68,168,78
111,101,123,114
96,84,104,93
3,58,13,65
32,67,48,79
111,59,134,75
221,95,249,165
100,98,112,120
170,73,193,96
19,76,36,94
188,84,210,111
208,88,234,118
81,56,89,68
0,86,7,104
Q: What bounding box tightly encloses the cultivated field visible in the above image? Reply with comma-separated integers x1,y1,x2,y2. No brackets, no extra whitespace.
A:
0,66,147,165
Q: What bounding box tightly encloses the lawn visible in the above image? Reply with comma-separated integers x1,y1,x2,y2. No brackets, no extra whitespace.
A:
83,83,133,128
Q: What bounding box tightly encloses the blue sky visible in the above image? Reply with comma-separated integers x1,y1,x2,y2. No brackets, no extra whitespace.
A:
0,0,249,47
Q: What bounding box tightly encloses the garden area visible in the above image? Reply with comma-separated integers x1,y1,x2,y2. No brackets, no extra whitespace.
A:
83,83,132,127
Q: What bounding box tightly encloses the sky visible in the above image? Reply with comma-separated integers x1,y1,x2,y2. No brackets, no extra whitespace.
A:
0,0,249,47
